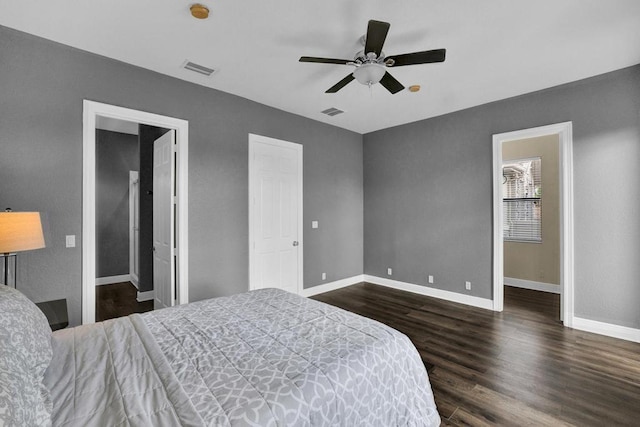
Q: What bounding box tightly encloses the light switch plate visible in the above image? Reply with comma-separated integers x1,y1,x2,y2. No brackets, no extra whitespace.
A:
312,221,318,229
66,235,75,248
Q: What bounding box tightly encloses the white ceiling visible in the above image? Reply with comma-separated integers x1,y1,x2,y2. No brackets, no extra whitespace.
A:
1,1,639,134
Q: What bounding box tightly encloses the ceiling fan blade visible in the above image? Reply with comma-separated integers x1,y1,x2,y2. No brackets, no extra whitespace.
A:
380,72,404,94
364,20,390,57
386,49,446,67
299,56,352,65
326,74,355,93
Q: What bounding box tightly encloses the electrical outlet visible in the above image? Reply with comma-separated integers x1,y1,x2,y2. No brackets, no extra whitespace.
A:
387,268,392,276
322,272,326,280
428,275,434,284
465,281,471,290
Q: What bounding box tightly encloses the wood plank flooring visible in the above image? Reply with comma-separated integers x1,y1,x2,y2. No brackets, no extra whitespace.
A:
311,283,640,426
95,281,153,322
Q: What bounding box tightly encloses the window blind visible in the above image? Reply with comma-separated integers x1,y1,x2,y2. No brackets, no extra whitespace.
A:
503,157,542,242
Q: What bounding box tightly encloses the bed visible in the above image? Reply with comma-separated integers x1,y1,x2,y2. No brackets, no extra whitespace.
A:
0,285,440,426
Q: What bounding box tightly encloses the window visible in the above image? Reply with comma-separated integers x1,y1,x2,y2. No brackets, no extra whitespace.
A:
503,157,541,242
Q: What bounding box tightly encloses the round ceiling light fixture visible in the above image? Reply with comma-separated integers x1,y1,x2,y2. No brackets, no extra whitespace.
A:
190,4,209,19
408,85,421,92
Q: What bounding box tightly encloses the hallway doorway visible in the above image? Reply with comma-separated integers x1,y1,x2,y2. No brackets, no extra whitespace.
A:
82,100,189,324
492,122,574,326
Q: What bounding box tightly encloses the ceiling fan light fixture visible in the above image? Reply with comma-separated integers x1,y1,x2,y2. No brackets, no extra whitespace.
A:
352,63,385,86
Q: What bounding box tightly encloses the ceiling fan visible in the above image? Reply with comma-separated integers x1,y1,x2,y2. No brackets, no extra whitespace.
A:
299,20,446,94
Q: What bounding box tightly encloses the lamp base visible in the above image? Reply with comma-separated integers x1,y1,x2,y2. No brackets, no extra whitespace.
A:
1,253,17,288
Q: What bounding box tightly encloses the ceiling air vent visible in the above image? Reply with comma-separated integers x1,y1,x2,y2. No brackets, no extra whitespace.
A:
182,60,216,77
321,107,344,117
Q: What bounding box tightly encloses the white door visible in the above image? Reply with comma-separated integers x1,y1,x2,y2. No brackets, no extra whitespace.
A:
249,134,303,294
153,130,176,309
129,171,140,288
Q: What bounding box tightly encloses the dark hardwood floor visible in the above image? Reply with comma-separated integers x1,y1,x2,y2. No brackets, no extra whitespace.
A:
312,283,640,426
95,281,153,322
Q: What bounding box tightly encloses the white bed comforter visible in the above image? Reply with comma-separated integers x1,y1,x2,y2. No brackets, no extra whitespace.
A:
44,289,440,426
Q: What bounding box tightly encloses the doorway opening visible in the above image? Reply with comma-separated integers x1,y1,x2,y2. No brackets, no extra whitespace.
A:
82,100,189,324
502,139,560,322
94,119,153,321
492,122,574,326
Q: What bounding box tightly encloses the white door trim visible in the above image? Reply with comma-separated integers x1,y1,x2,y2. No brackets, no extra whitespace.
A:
492,121,574,326
248,133,303,295
83,100,189,324
129,170,139,289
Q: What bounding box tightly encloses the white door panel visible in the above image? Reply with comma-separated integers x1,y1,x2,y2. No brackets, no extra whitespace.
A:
249,135,302,294
153,130,176,309
129,171,140,287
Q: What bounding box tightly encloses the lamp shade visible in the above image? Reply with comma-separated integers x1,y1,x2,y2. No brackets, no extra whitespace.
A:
0,212,45,253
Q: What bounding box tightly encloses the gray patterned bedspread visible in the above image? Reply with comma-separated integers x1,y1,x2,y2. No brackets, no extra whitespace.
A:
44,289,440,426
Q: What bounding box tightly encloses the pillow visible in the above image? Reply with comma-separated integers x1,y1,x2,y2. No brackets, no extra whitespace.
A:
0,285,53,426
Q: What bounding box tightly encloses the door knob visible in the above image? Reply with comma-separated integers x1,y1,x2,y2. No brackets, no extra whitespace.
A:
292,241,299,246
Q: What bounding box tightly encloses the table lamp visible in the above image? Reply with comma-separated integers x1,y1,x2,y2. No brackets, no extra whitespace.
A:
0,209,45,288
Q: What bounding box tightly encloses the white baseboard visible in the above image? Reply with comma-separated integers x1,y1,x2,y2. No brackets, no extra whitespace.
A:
572,317,640,344
136,290,154,302
504,277,561,294
96,274,131,286
301,275,364,297
364,275,494,311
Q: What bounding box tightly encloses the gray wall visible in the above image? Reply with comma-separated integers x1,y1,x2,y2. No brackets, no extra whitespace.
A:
0,26,363,326
364,64,640,329
95,129,139,278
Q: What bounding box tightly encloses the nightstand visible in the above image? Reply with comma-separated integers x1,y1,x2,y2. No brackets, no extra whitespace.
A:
36,299,69,331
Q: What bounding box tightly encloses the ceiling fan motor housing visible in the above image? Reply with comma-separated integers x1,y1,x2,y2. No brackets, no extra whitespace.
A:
354,51,385,64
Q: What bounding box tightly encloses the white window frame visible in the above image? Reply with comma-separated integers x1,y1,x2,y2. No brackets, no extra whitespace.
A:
503,156,542,243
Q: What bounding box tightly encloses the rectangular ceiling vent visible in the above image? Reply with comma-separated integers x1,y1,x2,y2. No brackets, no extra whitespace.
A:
321,107,345,117
182,60,216,77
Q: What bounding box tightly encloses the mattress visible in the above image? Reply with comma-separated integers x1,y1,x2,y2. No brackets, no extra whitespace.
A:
44,288,440,426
